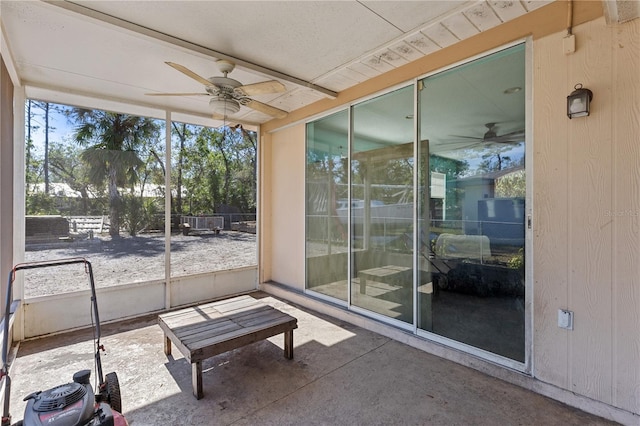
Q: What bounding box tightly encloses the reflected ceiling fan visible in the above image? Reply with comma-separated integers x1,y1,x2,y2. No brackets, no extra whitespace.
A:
451,122,524,145
146,60,288,119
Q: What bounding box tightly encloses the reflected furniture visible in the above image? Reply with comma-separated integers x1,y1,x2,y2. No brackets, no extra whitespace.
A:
358,265,413,294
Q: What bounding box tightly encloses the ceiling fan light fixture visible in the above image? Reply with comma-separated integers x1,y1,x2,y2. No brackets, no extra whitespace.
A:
209,98,241,116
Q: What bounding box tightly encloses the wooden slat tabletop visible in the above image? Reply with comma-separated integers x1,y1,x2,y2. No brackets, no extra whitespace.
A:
158,295,297,362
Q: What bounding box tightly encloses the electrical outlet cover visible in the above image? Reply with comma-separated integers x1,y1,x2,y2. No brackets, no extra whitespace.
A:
558,309,574,330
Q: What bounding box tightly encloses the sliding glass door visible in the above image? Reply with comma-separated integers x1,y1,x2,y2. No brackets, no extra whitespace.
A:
351,86,414,323
306,43,527,363
418,44,526,361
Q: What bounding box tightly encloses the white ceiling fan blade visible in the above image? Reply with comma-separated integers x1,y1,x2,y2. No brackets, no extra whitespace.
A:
490,129,525,143
165,61,212,87
235,80,286,96
449,134,483,140
244,99,288,119
145,92,209,96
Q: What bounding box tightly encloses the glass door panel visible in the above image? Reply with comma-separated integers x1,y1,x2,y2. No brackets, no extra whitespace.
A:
351,86,415,323
418,44,526,361
305,110,349,301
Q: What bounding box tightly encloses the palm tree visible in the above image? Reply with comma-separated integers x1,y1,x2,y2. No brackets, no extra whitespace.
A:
70,108,159,237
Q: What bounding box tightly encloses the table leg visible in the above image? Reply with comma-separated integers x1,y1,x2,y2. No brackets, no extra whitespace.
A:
164,335,172,356
192,361,203,399
284,329,294,359
360,276,367,294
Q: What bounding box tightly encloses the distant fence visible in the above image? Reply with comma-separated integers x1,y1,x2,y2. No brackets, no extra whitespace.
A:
25,215,107,244
181,216,224,231
217,213,256,230
68,216,109,235
179,214,256,231
24,214,257,239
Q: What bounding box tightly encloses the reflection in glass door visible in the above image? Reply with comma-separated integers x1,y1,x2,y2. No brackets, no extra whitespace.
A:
305,110,349,301
351,86,414,324
305,43,527,363
418,44,526,361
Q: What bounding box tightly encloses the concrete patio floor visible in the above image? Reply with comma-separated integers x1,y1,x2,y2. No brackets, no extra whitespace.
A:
7,292,617,425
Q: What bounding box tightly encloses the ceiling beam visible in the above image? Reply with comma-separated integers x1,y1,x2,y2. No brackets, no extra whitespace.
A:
43,0,338,99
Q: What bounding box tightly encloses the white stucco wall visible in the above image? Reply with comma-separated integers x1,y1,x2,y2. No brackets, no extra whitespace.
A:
265,124,306,289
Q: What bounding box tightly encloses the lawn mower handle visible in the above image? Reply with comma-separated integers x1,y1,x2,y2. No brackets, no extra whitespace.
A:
2,258,104,426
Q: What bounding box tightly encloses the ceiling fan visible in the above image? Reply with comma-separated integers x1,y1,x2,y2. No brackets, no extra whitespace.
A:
146,60,288,119
451,122,524,145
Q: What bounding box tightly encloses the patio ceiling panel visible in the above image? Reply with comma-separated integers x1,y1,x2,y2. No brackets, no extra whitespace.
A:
489,0,530,22
441,12,481,40
388,41,426,63
463,2,503,31
1,0,561,129
346,62,383,79
63,0,408,83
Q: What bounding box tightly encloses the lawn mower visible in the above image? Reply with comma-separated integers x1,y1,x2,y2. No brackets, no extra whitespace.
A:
1,258,128,426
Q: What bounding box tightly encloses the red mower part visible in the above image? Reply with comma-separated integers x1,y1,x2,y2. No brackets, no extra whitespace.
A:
113,411,128,426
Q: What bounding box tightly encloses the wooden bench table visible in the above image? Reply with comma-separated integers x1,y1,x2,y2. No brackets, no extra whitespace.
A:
158,295,298,399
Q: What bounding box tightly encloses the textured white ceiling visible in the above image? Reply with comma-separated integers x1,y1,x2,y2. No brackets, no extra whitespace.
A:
1,0,552,129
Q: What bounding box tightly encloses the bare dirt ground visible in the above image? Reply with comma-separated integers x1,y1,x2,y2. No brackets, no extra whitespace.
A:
23,231,257,297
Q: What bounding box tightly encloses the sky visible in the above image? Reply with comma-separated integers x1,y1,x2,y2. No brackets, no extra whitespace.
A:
26,102,75,156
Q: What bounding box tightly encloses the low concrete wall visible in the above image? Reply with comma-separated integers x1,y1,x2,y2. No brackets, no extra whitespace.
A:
170,266,257,308
21,266,258,338
23,280,165,338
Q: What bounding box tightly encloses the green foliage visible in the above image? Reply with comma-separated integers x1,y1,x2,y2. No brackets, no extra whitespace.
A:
143,198,163,230
507,247,525,270
121,194,162,236
121,194,145,236
495,170,526,198
25,100,258,227
178,124,257,215
26,192,59,215
428,155,469,179
68,108,161,236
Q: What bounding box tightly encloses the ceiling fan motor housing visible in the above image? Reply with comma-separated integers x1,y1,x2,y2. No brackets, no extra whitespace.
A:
208,76,243,91
207,76,243,115
484,122,497,139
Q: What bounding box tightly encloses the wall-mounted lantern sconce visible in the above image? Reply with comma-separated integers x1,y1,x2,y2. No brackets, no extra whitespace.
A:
567,83,593,119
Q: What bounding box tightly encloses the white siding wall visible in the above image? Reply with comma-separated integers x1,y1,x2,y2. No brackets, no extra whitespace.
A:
533,16,640,414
